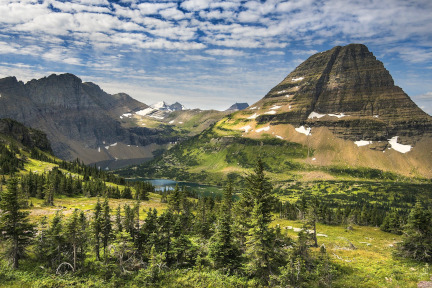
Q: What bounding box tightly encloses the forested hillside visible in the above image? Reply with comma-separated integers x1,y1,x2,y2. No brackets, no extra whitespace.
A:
1,128,432,287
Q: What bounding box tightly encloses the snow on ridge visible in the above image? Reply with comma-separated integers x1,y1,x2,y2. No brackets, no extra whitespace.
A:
277,90,287,94
285,95,292,98
240,125,252,133
256,126,270,133
373,115,379,118
328,113,348,118
150,115,164,120
308,112,326,119
276,135,283,139
136,107,154,116
247,113,260,119
295,126,311,136
169,120,175,124
265,110,276,115
270,105,281,110
388,136,412,153
249,106,258,110
308,112,349,119
110,143,117,147
105,146,109,150
98,147,101,152
355,140,372,147
292,76,304,82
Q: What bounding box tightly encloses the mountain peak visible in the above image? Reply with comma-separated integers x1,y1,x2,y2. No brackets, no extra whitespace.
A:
226,102,249,111
246,43,432,143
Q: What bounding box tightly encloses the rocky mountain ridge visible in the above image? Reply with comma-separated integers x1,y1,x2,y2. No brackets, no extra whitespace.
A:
0,73,177,164
129,44,432,182
257,44,432,145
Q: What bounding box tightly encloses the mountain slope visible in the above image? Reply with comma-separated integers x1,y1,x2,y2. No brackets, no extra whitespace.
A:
0,74,177,164
126,44,432,183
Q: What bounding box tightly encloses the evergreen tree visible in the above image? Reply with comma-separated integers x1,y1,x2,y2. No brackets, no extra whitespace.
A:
243,159,280,284
208,180,240,272
92,199,102,261
101,198,112,259
168,184,182,213
397,201,432,262
303,196,319,247
115,204,123,233
380,210,403,235
65,209,87,271
0,177,35,269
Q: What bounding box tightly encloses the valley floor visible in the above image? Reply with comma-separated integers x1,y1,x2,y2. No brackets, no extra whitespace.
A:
2,195,431,288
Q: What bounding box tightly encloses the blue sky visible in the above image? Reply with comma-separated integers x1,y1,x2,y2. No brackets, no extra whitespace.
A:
0,0,431,113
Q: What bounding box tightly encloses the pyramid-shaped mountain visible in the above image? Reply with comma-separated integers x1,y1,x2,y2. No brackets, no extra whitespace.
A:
134,44,432,182
257,44,431,143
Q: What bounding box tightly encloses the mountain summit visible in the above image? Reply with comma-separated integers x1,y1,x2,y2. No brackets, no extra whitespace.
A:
135,44,432,181
0,73,176,164
257,44,431,143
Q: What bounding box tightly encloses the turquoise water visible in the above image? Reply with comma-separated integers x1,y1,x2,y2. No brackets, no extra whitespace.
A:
136,178,224,197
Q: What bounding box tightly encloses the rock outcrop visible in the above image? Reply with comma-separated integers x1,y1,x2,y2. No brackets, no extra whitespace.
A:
0,73,176,163
226,103,249,111
259,44,432,143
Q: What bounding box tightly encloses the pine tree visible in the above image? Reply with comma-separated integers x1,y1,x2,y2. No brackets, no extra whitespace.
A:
168,184,181,213
101,198,112,260
65,209,87,271
243,159,280,284
303,196,319,247
397,201,432,262
92,199,102,261
115,204,123,233
208,180,240,272
0,177,35,269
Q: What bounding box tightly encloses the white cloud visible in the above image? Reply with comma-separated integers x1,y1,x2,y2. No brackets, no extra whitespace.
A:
419,92,432,100
137,2,176,15
206,49,246,57
159,7,188,20
181,0,212,11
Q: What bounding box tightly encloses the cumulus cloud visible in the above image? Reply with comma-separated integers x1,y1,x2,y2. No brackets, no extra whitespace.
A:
206,49,246,57
0,0,431,111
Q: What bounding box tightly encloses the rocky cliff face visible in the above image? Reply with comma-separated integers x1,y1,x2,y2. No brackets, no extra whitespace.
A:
0,73,175,163
259,44,432,143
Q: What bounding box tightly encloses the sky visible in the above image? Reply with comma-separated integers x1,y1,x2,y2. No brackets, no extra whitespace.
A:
0,0,431,114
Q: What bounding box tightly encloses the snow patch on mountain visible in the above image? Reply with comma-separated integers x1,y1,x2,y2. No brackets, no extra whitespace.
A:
136,107,154,116
292,76,304,82
308,112,326,119
256,126,270,132
240,125,252,133
388,136,411,153
308,112,349,119
295,126,311,135
355,140,372,147
247,113,260,119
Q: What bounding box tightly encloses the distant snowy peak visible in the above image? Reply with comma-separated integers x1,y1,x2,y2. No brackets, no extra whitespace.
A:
169,102,185,111
151,101,185,111
151,101,168,110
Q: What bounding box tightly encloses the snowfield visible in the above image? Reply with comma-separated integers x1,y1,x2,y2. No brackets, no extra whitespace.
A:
388,136,412,153
355,140,372,147
295,126,311,135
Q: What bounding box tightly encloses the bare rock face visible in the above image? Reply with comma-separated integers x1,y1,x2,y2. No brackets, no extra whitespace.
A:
0,73,172,162
260,44,432,143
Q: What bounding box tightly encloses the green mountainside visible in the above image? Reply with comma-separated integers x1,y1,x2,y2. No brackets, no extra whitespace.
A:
123,44,432,183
